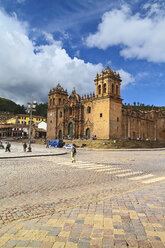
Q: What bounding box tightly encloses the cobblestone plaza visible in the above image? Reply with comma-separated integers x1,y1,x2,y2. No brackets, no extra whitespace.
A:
0,143,165,247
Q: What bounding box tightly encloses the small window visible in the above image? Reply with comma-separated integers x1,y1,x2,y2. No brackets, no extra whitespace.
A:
59,98,61,105
24,122,26,124
117,117,119,122
100,113,102,117
50,99,52,105
22,121,23,124
69,108,72,115
116,85,119,95
103,83,106,93
63,99,65,104
50,120,52,123
60,111,62,117
53,98,55,105
24,117,26,120
87,106,91,113
112,84,114,94
18,121,20,124
98,85,101,94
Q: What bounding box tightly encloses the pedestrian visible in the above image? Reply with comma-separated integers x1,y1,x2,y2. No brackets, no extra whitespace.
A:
71,144,76,163
5,142,11,152
23,142,27,152
46,141,49,148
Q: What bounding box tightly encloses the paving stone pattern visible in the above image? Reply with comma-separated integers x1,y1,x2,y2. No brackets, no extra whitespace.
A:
0,144,165,247
0,183,164,247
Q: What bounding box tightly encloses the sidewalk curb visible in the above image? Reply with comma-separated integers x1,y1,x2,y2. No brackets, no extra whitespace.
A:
0,152,68,159
77,148,165,151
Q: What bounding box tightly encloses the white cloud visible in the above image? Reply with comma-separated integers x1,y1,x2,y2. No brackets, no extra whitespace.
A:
86,4,165,62
0,9,103,104
117,69,135,88
74,50,80,57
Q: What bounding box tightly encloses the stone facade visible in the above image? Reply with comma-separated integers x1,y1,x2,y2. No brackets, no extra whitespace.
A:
47,66,165,141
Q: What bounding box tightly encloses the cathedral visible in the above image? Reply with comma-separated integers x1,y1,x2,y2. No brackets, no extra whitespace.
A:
47,66,165,141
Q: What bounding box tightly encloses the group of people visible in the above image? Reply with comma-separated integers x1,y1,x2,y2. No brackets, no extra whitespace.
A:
0,141,11,152
1,140,77,162
1,141,26,152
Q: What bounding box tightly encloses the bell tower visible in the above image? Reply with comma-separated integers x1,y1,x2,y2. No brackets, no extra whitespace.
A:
48,83,68,108
93,66,122,139
47,84,68,139
94,66,121,99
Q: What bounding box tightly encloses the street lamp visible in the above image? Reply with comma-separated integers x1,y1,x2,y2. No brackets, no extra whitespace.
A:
27,100,37,152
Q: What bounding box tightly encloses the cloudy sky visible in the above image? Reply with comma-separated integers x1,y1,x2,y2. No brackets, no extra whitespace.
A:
0,0,165,105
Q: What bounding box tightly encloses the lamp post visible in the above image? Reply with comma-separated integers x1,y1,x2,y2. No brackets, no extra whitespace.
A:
27,101,37,152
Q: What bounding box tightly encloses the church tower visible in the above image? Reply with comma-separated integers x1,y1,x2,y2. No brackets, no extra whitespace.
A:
94,66,121,98
92,66,122,139
47,84,68,139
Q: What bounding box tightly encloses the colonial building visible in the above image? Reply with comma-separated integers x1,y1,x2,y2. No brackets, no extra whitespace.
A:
47,66,165,141
0,115,47,139
4,114,46,125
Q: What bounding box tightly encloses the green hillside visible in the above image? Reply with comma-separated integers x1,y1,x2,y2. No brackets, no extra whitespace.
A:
0,97,48,117
0,97,26,114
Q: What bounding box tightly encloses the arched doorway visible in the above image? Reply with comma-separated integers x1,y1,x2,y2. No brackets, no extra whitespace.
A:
68,122,73,137
59,130,62,139
86,128,90,139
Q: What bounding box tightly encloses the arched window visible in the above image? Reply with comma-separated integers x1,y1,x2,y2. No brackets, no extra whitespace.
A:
98,85,101,94
59,130,62,139
69,108,72,115
116,85,119,95
86,128,90,139
59,98,61,105
103,83,106,93
53,98,55,105
60,111,62,118
112,84,114,94
68,122,73,137
87,106,91,113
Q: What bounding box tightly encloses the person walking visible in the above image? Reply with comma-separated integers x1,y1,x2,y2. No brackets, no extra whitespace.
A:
5,142,11,152
23,142,27,152
46,141,49,148
71,144,76,163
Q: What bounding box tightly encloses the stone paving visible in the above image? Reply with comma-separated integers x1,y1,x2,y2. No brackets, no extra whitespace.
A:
0,183,164,248
0,144,165,247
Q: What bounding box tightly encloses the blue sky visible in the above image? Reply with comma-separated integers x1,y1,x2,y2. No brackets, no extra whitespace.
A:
0,0,165,106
